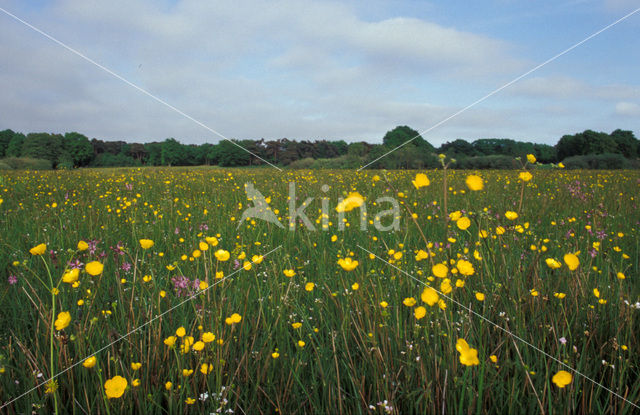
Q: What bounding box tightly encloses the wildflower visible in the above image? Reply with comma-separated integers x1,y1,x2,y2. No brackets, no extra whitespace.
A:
351,282,360,290
139,239,154,249
54,311,71,331
337,257,358,271
475,292,485,301
44,380,58,394
83,356,97,368
165,381,173,390
403,297,416,307
77,240,89,251
85,261,104,276
62,269,79,284
518,171,533,182
335,192,364,212
552,370,572,388
456,339,480,366
305,282,315,292
297,340,306,348
496,226,505,235
272,352,280,359
292,322,302,329
130,362,142,371
185,398,196,404
30,243,47,255
449,211,462,221
412,173,430,189
202,332,215,343
593,288,600,298
546,258,562,269
456,260,475,276
558,162,565,168
176,327,186,337
104,375,128,399
617,272,626,280
526,154,537,164
505,211,519,220
225,313,242,325
205,236,218,246
489,355,498,363
563,253,579,271
465,175,484,191
530,289,539,297
421,287,439,306
193,341,205,351
379,301,388,308
215,249,230,261
414,306,427,319
432,263,448,278
456,217,471,230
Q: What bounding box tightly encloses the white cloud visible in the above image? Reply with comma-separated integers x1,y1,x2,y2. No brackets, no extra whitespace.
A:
508,76,640,101
615,101,640,117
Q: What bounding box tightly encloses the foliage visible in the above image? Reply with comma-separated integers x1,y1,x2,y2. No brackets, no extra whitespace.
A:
0,157,53,170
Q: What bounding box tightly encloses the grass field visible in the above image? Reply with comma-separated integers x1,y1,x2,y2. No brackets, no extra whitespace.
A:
0,166,639,414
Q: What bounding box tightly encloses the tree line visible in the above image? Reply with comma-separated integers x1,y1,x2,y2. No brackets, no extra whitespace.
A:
0,125,637,170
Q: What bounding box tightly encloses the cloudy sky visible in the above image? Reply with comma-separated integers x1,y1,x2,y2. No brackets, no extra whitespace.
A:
0,0,639,146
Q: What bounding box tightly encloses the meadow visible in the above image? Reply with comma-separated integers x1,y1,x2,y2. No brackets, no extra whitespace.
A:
0,164,638,414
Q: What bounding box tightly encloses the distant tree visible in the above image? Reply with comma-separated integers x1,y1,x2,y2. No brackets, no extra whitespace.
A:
6,132,25,157
63,132,94,167
439,139,477,158
161,138,189,166
382,126,434,151
217,140,250,167
22,133,64,166
532,143,557,163
0,129,15,157
144,142,163,165
610,129,638,158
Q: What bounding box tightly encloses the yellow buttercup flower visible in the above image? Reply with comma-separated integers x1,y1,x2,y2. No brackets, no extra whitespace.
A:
200,363,213,374
421,287,439,306
545,258,562,269
130,362,142,371
305,282,315,292
414,306,427,319
552,370,572,388
505,211,518,220
337,257,359,271
139,239,154,249
526,154,537,164
432,263,448,278
456,217,471,230
456,259,475,276
475,292,485,301
412,173,430,189
83,356,97,368
456,338,480,366
77,240,89,251
519,171,533,182
176,327,186,337
403,297,416,307
225,313,242,325
85,261,104,276
215,249,230,261
29,243,47,256
104,375,128,399
283,269,296,277
202,332,215,343
164,336,177,347
563,253,579,271
54,311,71,331
465,175,484,191
62,269,79,284
335,192,364,212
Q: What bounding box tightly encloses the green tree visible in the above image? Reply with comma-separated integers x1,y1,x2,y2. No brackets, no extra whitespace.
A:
217,140,250,167
63,132,94,167
6,132,25,157
21,133,64,165
382,126,434,151
0,129,14,157
610,129,638,158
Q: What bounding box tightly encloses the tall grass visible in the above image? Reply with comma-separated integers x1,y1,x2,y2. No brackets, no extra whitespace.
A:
0,167,638,414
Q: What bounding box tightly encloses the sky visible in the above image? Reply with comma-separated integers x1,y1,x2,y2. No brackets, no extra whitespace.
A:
0,0,639,147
